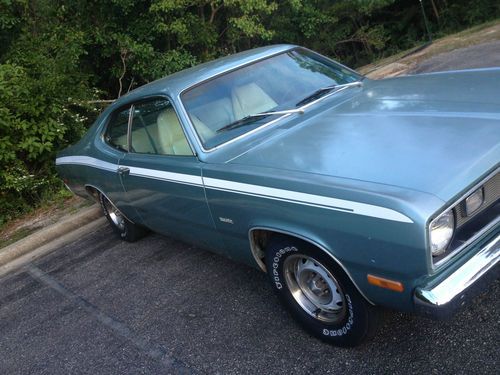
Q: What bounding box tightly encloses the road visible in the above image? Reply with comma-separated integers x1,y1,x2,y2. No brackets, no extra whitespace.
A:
410,40,500,73
1,43,500,374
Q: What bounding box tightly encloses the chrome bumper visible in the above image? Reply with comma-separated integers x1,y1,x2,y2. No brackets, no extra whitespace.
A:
414,233,500,319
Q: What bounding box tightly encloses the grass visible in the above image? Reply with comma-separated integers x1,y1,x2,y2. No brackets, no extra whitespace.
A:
0,227,37,249
0,190,93,249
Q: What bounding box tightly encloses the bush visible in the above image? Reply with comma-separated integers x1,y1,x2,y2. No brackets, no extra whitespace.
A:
0,28,96,225
1,0,499,225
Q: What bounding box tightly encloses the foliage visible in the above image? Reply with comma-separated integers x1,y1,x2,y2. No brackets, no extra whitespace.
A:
0,1,96,223
1,0,499,224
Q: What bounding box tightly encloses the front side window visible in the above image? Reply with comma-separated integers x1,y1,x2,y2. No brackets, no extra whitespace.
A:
105,107,130,151
130,99,193,156
181,48,362,149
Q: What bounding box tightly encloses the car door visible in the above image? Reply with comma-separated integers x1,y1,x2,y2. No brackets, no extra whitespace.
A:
96,105,136,219
118,97,220,249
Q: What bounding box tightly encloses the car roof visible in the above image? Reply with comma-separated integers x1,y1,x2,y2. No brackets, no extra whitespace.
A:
113,44,296,106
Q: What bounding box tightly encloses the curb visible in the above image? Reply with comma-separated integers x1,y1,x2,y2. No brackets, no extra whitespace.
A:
0,204,104,276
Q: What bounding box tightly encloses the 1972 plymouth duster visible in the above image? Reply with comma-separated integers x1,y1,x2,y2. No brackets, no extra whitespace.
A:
56,45,499,346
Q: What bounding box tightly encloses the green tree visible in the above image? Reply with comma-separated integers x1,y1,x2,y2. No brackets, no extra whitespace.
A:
1,0,499,225
0,0,94,223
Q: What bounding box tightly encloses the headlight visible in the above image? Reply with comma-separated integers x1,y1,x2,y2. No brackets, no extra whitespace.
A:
429,210,455,256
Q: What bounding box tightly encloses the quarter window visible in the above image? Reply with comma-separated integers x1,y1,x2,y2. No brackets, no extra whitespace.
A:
130,99,193,156
105,107,130,151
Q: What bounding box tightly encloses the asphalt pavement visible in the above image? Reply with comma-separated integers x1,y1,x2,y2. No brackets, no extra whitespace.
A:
1,227,498,374
1,43,500,374
410,40,500,73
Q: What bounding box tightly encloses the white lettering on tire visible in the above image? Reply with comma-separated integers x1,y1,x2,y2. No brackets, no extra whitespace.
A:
321,294,355,337
271,246,298,289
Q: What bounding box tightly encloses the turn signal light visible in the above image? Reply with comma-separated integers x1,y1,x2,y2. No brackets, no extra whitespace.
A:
367,274,404,292
465,187,484,216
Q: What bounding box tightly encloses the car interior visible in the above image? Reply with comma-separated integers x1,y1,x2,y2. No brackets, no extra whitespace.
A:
187,82,277,143
110,102,193,156
108,82,278,155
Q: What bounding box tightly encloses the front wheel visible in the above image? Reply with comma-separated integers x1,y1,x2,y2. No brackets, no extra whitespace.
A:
99,193,147,242
265,235,379,347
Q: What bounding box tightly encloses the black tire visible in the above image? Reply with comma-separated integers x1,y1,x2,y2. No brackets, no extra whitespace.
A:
265,235,379,347
99,193,147,242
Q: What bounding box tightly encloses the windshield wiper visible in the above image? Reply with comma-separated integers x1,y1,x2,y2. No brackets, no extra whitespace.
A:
216,108,304,133
295,81,363,107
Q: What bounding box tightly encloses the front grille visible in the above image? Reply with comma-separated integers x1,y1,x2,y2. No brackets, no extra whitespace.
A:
433,170,500,268
455,172,500,229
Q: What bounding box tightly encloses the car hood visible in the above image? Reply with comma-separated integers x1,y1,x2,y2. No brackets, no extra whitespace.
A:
228,69,500,201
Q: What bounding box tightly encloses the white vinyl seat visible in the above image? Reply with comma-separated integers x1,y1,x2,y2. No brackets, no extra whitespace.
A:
130,125,159,154
156,108,192,155
190,115,215,142
114,134,128,151
189,97,233,142
231,83,277,119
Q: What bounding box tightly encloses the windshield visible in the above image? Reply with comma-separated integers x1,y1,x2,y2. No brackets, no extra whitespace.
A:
181,48,362,149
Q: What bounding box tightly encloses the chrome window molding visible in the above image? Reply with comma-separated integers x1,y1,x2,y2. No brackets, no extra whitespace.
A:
99,104,132,152
127,104,134,152
429,167,500,271
100,94,197,157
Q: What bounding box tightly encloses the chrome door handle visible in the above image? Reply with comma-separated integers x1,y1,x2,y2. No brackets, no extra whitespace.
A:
117,167,130,176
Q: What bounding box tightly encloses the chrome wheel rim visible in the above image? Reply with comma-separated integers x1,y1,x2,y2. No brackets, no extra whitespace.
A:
283,254,346,323
103,198,126,231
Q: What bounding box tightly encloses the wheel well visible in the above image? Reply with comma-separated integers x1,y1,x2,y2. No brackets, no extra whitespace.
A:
249,229,274,272
249,228,321,273
249,227,375,305
85,185,138,225
84,185,100,203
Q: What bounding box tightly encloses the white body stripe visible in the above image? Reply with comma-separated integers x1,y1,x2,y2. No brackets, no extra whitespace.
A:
123,165,203,186
56,156,117,172
56,156,413,223
203,177,412,223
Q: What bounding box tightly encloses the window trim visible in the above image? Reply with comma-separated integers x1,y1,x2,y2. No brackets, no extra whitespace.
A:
103,104,133,152
127,104,133,153
102,95,197,157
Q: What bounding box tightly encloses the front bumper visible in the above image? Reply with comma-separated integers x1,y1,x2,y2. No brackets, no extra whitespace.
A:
414,232,500,319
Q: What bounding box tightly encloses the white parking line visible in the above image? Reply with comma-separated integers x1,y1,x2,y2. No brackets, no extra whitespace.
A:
27,265,197,374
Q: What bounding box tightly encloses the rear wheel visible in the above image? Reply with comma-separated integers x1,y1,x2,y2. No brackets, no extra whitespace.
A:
99,193,147,242
265,235,379,347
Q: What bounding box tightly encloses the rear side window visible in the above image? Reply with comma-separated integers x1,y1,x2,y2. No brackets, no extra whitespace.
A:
130,99,193,156
105,107,130,151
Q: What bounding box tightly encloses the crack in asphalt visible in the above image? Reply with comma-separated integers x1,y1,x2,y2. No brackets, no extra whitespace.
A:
26,265,198,375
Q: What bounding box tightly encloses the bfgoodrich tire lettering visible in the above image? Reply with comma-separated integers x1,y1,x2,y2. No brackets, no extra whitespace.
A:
265,235,379,347
99,193,147,242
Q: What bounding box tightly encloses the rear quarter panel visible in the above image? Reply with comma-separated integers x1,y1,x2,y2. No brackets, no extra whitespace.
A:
56,108,139,223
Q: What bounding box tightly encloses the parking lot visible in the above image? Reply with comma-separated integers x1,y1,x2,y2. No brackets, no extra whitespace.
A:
0,226,498,374
1,42,500,374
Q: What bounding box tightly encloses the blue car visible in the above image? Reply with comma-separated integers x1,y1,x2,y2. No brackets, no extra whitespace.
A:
56,45,500,346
